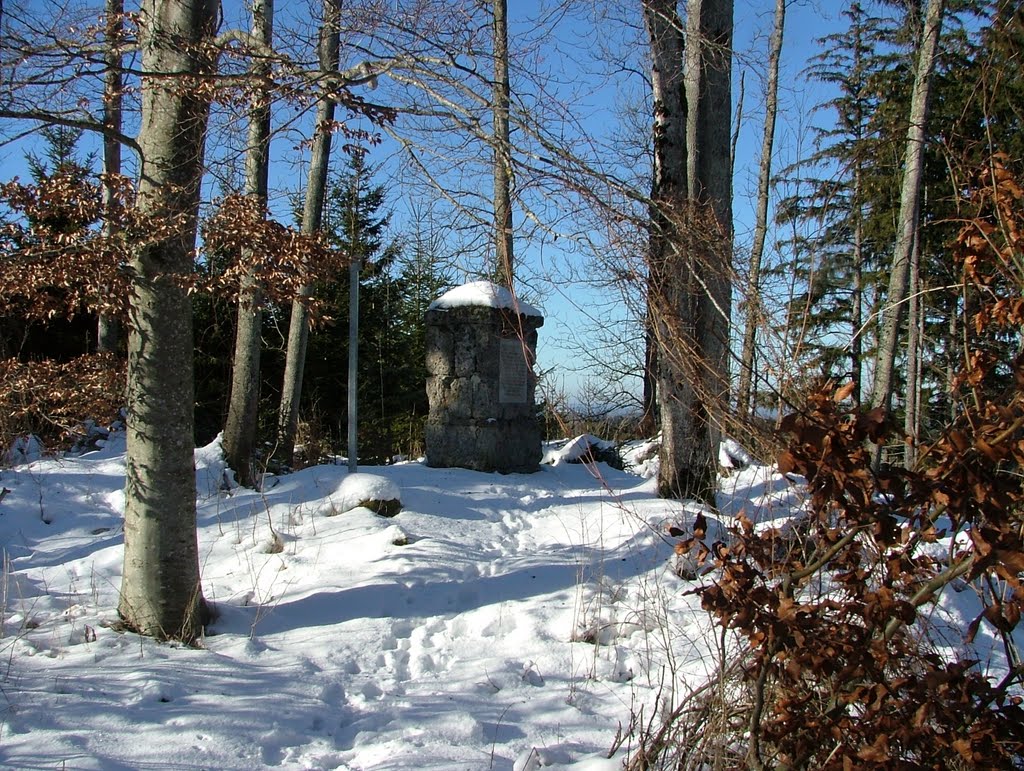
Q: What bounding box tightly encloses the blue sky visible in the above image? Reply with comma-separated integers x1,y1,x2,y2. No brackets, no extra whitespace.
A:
0,0,845,411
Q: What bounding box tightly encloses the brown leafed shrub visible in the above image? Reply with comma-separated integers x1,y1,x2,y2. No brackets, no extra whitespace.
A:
0,353,125,456
0,172,141,322
630,158,1024,770
199,194,351,325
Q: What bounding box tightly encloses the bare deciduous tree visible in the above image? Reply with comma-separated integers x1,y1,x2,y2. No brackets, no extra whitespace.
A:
492,0,514,288
645,0,733,505
97,0,125,354
276,0,341,468
222,0,274,488
736,0,785,420
870,0,945,445
118,0,220,642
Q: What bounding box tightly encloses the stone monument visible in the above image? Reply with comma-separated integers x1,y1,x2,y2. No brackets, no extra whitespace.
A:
424,281,543,473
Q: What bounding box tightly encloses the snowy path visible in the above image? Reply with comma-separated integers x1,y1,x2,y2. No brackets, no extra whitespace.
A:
0,436,793,769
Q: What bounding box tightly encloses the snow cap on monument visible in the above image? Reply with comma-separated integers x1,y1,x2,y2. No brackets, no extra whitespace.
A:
427,280,542,317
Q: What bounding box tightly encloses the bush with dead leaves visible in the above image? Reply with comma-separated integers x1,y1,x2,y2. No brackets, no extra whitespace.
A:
0,353,125,457
631,159,1024,770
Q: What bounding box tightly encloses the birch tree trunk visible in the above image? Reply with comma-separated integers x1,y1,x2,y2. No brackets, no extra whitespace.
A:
493,0,514,288
736,0,784,419
870,0,945,425
276,0,340,467
222,0,273,488
118,0,217,642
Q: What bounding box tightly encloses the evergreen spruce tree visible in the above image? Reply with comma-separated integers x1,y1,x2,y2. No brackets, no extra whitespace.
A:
1,126,101,360
775,0,1021,445
301,153,430,462
772,2,896,402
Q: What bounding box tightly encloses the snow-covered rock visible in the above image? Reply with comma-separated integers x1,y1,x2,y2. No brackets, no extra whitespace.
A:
3,434,44,466
322,472,403,517
542,434,622,468
719,437,756,470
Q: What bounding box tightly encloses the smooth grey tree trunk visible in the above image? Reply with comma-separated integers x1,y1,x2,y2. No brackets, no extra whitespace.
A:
346,157,361,472
642,0,685,452
347,253,360,472
851,166,865,405
118,0,217,642
276,0,340,467
97,0,123,354
904,234,922,468
493,0,514,288
736,0,784,420
641,0,688,442
646,0,732,506
222,0,273,488
870,0,945,423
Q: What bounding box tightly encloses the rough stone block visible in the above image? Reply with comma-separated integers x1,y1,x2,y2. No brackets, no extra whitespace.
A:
424,290,544,474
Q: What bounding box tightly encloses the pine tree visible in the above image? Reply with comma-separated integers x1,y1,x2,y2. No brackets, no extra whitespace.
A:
772,2,897,403
300,153,404,462
1,126,102,360
775,0,1020,446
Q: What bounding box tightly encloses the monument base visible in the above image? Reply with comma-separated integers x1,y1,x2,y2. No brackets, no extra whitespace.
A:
425,417,540,474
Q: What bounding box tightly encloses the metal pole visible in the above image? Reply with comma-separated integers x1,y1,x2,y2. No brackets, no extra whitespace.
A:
347,257,360,472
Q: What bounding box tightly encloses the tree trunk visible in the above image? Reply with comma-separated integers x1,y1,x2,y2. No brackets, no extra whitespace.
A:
736,0,784,419
640,0,683,442
904,234,921,468
118,0,218,643
849,6,867,405
222,0,273,488
851,165,864,405
493,0,514,288
641,317,658,435
97,0,123,354
276,0,340,467
642,0,686,475
347,252,360,472
644,0,733,506
870,0,945,425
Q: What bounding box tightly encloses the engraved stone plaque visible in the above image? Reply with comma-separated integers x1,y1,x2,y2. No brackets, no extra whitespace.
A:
499,338,528,404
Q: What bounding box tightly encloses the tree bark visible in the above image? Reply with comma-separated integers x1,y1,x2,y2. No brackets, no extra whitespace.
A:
642,0,686,461
870,0,945,426
118,0,218,642
493,0,514,288
644,0,733,506
904,234,921,468
641,0,687,442
737,0,785,419
848,4,868,405
275,0,340,467
97,0,123,354
851,165,864,404
222,0,273,488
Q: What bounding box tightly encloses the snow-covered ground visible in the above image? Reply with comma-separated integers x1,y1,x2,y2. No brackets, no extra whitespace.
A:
0,431,992,769
0,432,773,769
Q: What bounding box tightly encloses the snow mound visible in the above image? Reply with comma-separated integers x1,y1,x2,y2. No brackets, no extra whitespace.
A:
542,434,620,468
427,280,542,317
3,434,44,466
322,472,402,516
621,438,660,478
194,433,236,497
719,437,756,469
